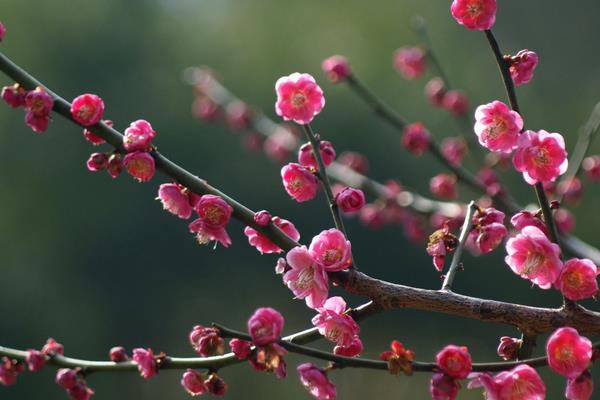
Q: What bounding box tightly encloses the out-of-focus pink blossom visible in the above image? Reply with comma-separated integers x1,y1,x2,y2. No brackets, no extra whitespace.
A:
244,216,300,254
42,338,64,356
0,357,22,386
297,363,337,400
425,77,446,107
430,173,458,199
192,96,221,122
450,0,497,30
132,348,158,380
402,122,431,155
474,100,523,153
298,140,336,170
430,373,460,400
311,296,359,347
264,125,298,163
322,55,352,83
247,307,284,346
275,73,325,125
556,258,598,301
566,370,594,400
393,47,426,80
225,100,252,130
0,22,5,42
476,167,502,196
546,327,592,378
337,151,369,174
512,129,568,185
442,90,469,116
281,162,318,202
556,208,576,234
583,156,600,181
508,50,539,86
123,151,155,182
435,345,472,379
70,94,104,126
309,229,352,271
558,177,583,204
441,137,468,166
468,364,545,399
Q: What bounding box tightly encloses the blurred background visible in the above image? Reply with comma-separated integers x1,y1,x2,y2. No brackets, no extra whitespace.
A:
1,0,600,398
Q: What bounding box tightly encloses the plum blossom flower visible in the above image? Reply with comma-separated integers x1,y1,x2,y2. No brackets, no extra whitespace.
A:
425,77,446,107
505,225,562,289
546,327,592,378
435,345,472,379
555,258,599,301
244,216,300,254
298,140,336,170
70,94,104,126
189,194,233,248
284,246,328,309
109,347,128,363
86,152,108,172
322,55,352,83
83,119,111,145
566,371,594,400
508,50,539,86
450,0,497,31
247,307,284,346
309,229,352,271
466,207,507,255
583,156,600,181
275,73,325,125
181,369,207,396
427,224,458,272
123,119,156,152
468,364,545,399
189,325,224,357
430,173,458,199
24,87,53,133
25,349,45,372
333,336,363,357
474,101,523,153
430,373,460,400
229,338,252,360
510,210,548,236
512,129,568,185
281,163,318,202
253,210,272,226
497,336,522,361
297,363,336,400
335,187,365,213
402,122,431,155
441,137,468,166
1,84,26,108
337,151,369,174
204,373,228,396
380,340,416,376
0,357,23,386
442,90,469,116
42,338,64,356
225,100,252,130
311,297,359,348
393,47,426,80
132,348,158,380
123,151,155,182
157,183,193,219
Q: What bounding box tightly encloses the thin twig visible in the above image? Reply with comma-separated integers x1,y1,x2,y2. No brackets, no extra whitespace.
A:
441,201,477,291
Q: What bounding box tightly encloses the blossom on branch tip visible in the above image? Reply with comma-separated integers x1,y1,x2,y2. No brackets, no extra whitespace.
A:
247,307,284,346
474,100,523,153
123,119,156,152
335,187,365,213
244,216,300,254
435,345,472,379
309,228,352,271
123,151,155,182
546,327,592,378
275,73,325,125
83,119,111,145
505,225,562,289
380,340,415,376
109,346,128,363
566,371,594,400
393,47,426,80
1,84,26,108
555,258,599,301
450,0,497,31
322,55,352,83
70,94,104,126
512,129,568,185
297,363,337,400
283,246,329,309
298,140,336,170
311,296,359,348
42,337,64,356
430,373,460,400
468,364,545,399
189,325,224,357
507,50,539,86
132,348,158,380
402,122,431,155
181,369,207,396
281,163,318,202
157,183,193,219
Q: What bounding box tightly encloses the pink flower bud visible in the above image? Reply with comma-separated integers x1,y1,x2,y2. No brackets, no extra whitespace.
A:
556,258,598,301
298,140,336,170
225,100,252,130
1,84,26,108
425,77,446,107
123,119,156,152
309,228,352,272
566,371,593,400
474,100,523,153
42,338,64,356
86,152,109,172
322,55,352,83
109,347,128,363
442,90,469,116
275,73,325,125
512,130,568,185
66,383,94,400
441,137,468,166
189,325,224,357
583,156,600,181
297,363,336,400
393,47,426,80
430,173,458,199
254,210,272,226
107,153,122,179
157,183,193,219
181,369,207,396
0,22,5,42
83,120,111,146
204,373,228,397
312,297,359,347
337,151,369,174
0,357,21,386
245,216,300,254
123,151,155,182
510,210,548,235
430,373,460,400
25,87,53,116
25,349,45,372
497,336,522,361
275,257,287,274
281,163,318,202
284,246,329,309
247,307,285,346
25,112,50,133
333,336,363,357
229,338,252,360
546,327,592,378
55,368,78,389
132,348,158,380
435,345,472,379
192,96,221,122
508,50,539,86
335,187,365,213
70,94,104,126
402,122,431,155
450,0,497,31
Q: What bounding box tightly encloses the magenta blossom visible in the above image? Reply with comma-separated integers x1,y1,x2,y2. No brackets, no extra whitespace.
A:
297,363,337,400
468,364,545,400
402,122,431,155
311,297,360,347
441,137,468,166
229,338,252,360
497,336,522,361
583,156,600,181
430,173,458,199
333,336,363,357
189,325,224,357
309,228,352,271
244,216,300,254
264,125,298,163
70,94,104,126
189,218,231,248
435,345,472,379
253,210,272,226
474,100,523,153
450,0,497,30
509,50,539,86
335,187,365,213
566,371,594,400
86,152,108,172
42,338,64,356
281,163,318,202
123,151,155,182
510,210,548,236
337,151,369,174
192,96,221,122
132,348,158,380
123,119,156,152
1,84,26,108
284,246,329,309
546,327,592,378
225,100,252,130
25,87,53,116
556,208,576,235
83,119,111,145
247,307,284,346
466,207,507,255
275,73,325,125
505,226,562,289
0,22,5,42
157,183,193,219
56,368,78,389
430,373,460,400
181,369,207,396
298,140,336,170
25,349,45,372
556,258,599,301
109,347,128,363
393,47,426,80
512,129,568,185
442,90,469,116
322,55,352,83
193,194,232,228
425,77,446,107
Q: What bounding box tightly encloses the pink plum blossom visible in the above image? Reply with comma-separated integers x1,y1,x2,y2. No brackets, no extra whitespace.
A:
477,167,502,196
56,368,78,389
25,112,50,133
181,369,207,396
504,225,562,289
264,125,298,163
298,140,336,170
109,347,128,363
512,129,568,185
322,55,352,83
157,183,193,219
189,195,233,248
558,177,583,204
132,348,158,380
474,100,523,153
566,371,594,400
425,77,446,107
244,216,300,254
466,207,507,255
435,345,472,379
441,137,468,166
107,153,122,179
275,73,325,125
42,338,64,356
556,208,576,234
247,307,284,346
25,349,45,372
546,327,592,378
430,373,460,400
333,336,363,357
450,0,497,30
1,84,26,108
508,50,539,86
297,363,337,400
402,122,431,155
70,94,104,126
86,152,108,172
556,258,599,301
225,100,252,130
468,364,545,400
430,173,458,199
24,87,53,133
229,338,252,360
337,151,369,174
281,163,318,202
123,119,156,152
0,357,22,386
254,210,272,226
123,151,155,182
335,187,365,213
427,224,458,272
311,296,360,347
189,325,224,357
83,119,111,145
283,246,329,309
442,90,469,116
0,22,5,42
66,383,94,400
583,156,600,181
192,96,221,122
393,47,426,80
497,336,522,361
510,210,548,236
308,229,352,271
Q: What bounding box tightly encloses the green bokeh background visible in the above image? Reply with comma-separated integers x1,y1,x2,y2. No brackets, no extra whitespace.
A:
1,1,600,398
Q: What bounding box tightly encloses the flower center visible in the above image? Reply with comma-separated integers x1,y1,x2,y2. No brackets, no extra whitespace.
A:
292,92,307,108
487,118,506,140
467,1,482,17
565,271,583,290
533,147,549,167
296,267,314,289
203,206,225,225
323,248,342,264
523,252,544,276
78,104,94,120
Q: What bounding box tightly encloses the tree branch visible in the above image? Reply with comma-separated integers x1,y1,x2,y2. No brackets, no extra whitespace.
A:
441,201,476,291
